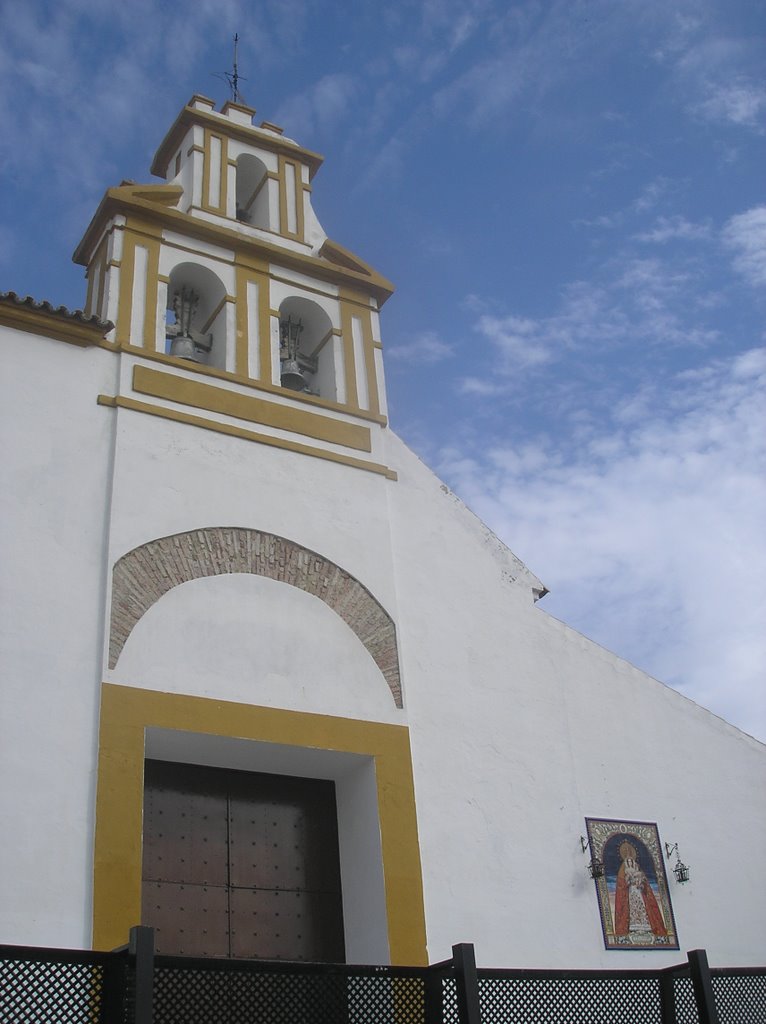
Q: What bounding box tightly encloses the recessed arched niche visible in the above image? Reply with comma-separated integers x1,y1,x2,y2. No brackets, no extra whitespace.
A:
278,296,339,400
166,262,228,370
236,154,271,229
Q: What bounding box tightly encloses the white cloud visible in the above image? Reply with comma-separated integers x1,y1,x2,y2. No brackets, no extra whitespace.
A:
474,313,553,369
438,347,766,741
634,215,711,244
722,206,766,288
696,79,766,130
275,74,358,139
387,330,454,364
458,251,719,394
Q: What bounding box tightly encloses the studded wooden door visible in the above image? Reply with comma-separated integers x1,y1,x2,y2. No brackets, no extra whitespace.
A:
141,760,346,961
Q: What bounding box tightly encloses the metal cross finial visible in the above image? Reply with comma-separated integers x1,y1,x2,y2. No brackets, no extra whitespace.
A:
214,33,248,104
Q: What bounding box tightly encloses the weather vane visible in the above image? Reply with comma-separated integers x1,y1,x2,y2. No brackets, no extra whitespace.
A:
214,33,247,104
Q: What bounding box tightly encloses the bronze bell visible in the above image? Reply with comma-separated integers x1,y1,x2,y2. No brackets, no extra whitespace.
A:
280,358,309,390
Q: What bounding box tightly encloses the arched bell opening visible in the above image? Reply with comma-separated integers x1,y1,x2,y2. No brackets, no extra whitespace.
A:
166,262,228,370
278,297,337,400
236,154,271,229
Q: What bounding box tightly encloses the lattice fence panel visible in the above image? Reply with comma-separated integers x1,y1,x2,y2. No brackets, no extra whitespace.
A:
478,974,663,1024
672,975,700,1024
712,971,766,1024
154,964,428,1024
0,957,105,1024
441,974,460,1024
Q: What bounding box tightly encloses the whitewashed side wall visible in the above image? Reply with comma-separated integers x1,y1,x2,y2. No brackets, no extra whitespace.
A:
0,330,115,947
385,432,766,968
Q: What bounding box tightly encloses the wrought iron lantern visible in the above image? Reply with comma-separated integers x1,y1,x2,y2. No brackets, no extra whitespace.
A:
665,842,690,883
580,836,604,879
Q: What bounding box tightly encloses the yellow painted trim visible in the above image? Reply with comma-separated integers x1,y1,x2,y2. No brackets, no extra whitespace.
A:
85,267,95,317
341,288,379,416
158,274,170,284
220,135,229,215
277,155,304,241
94,686,424,961
124,215,164,242
132,365,372,451
340,299,359,411
278,154,288,238
187,144,204,156
85,236,107,316
96,251,109,321
202,130,227,214
201,130,211,211
115,235,135,343
259,278,273,384
235,266,249,377
0,304,110,348
363,307,380,416
98,393,396,479
115,219,162,348
115,344,388,425
142,237,161,349
293,161,305,241
373,341,383,350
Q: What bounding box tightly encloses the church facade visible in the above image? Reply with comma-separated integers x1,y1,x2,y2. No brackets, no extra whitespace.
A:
1,96,764,969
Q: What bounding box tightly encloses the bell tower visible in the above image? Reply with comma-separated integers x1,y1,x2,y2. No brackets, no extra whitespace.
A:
73,95,397,479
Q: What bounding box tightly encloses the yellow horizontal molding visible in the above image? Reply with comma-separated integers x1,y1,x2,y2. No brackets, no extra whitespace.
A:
115,343,388,425
132,364,371,451
97,393,397,480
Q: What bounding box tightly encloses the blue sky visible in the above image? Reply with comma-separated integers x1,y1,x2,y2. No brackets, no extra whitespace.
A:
1,0,764,741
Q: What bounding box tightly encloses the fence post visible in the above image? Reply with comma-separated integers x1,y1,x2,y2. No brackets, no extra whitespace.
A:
424,964,443,1024
129,925,155,1024
688,949,720,1024
659,969,678,1024
452,943,482,1024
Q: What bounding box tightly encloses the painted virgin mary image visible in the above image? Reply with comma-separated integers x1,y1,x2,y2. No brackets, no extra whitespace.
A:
613,839,667,938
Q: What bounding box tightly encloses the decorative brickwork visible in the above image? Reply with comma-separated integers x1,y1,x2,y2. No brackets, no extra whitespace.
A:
108,527,402,707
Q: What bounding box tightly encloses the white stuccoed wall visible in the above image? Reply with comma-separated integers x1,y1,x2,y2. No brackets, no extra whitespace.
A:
0,332,116,947
2,325,765,967
384,432,766,967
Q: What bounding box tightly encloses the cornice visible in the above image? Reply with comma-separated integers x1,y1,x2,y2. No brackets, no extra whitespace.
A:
150,103,324,180
72,186,395,306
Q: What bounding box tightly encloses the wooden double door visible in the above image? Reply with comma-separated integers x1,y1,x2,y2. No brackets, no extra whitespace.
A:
141,760,346,961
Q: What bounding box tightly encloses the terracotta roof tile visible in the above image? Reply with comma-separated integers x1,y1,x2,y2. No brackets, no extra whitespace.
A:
0,290,113,331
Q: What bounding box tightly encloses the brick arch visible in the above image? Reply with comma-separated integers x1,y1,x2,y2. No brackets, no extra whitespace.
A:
108,527,402,707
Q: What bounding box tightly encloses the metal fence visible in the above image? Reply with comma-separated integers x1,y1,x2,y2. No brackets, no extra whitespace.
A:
1,929,763,1024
